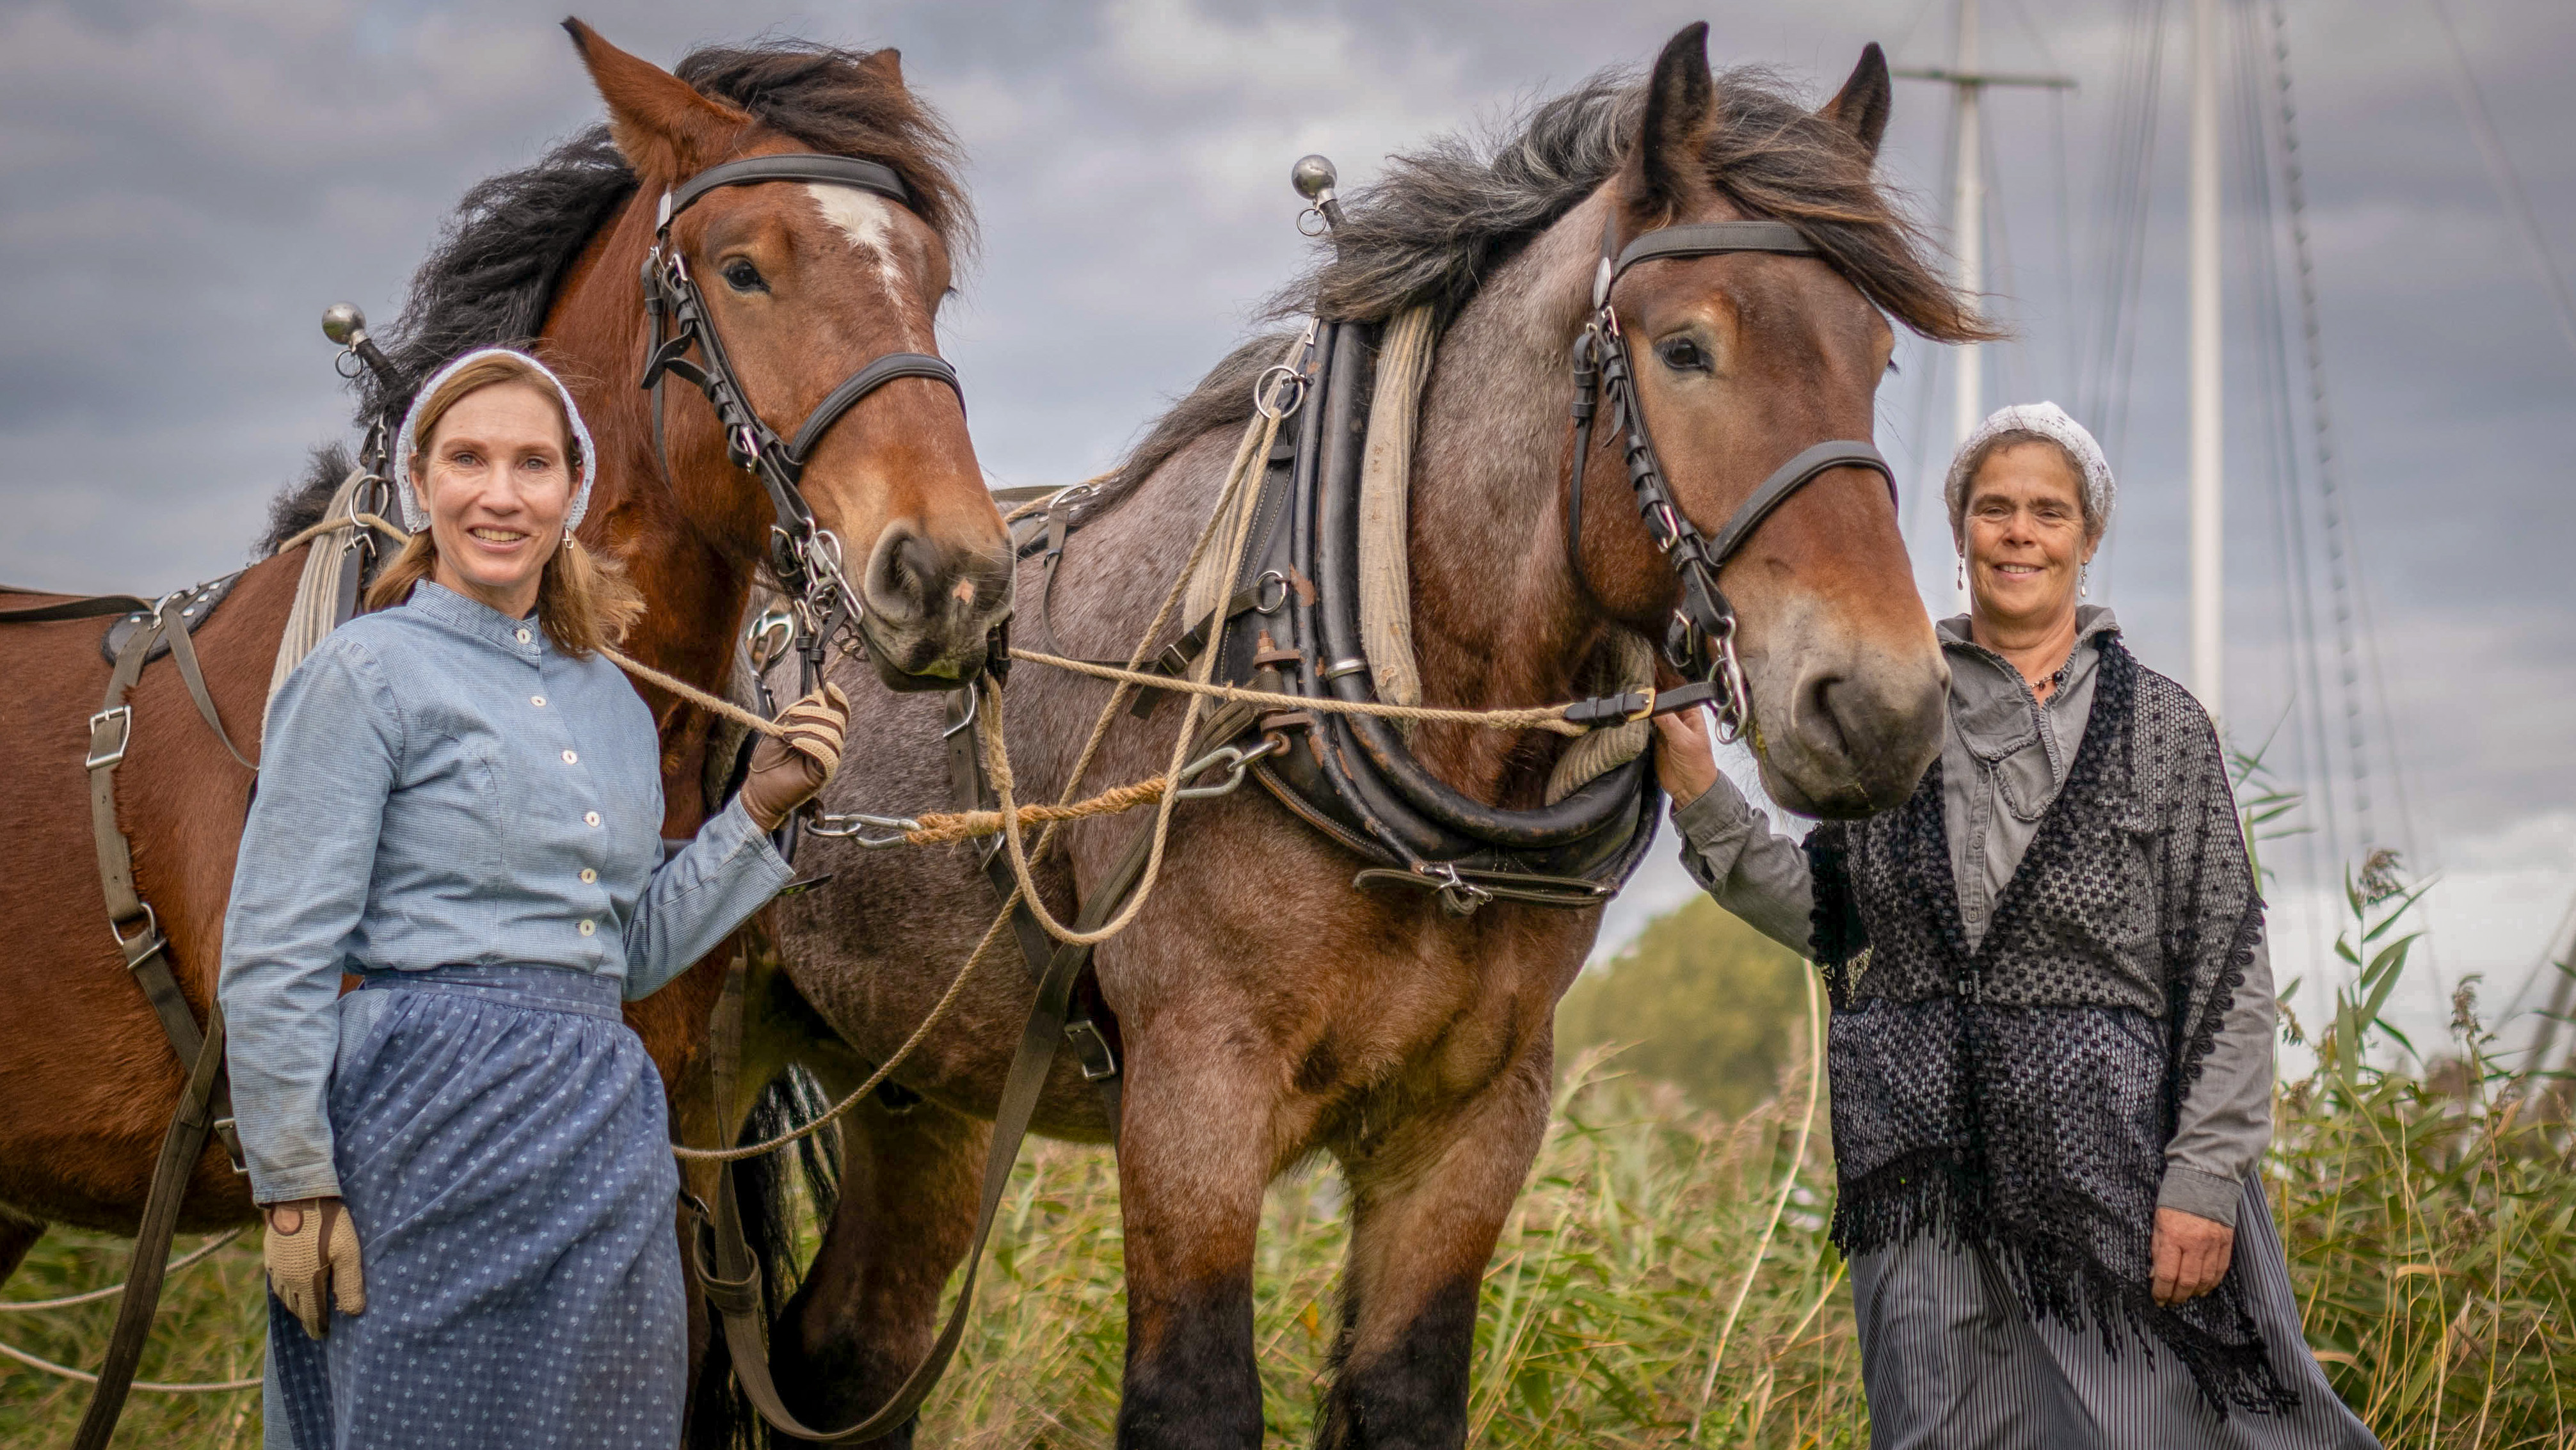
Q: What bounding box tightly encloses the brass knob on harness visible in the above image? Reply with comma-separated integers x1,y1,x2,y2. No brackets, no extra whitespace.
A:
1290,154,1345,235
321,302,368,347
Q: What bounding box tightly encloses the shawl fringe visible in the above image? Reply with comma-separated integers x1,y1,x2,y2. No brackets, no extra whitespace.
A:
1836,1151,2302,1418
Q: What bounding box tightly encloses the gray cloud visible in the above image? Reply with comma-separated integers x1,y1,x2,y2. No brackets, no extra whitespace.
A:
2,0,2568,976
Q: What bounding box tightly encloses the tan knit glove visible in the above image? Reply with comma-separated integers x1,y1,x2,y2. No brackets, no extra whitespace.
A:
264,1197,364,1339
741,683,851,831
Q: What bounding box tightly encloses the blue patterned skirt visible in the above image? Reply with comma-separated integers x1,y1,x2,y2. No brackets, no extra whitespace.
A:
264,964,685,1450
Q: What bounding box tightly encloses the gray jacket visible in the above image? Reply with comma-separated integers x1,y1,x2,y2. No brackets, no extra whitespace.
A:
1670,606,2274,1227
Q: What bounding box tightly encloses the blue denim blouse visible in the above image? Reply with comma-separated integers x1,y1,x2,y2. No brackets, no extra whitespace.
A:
218,581,794,1202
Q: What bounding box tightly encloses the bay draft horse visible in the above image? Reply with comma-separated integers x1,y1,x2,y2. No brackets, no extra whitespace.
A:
0,13,1009,1384
743,24,1991,1450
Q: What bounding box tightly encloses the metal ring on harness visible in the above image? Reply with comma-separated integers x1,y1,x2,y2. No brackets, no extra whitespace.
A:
1254,363,1307,421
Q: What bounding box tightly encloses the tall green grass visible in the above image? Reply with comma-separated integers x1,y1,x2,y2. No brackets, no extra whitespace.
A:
7,860,2568,1446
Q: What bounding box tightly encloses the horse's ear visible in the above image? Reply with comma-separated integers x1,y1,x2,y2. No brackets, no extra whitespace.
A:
560,18,750,182
1623,23,1718,219
860,48,904,86
1821,42,1893,161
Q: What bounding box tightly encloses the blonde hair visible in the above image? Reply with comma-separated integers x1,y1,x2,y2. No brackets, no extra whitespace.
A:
367,352,643,656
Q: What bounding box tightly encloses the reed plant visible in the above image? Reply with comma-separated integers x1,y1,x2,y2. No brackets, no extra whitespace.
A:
5,863,2568,1446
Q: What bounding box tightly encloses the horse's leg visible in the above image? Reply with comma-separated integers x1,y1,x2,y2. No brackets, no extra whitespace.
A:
1113,1014,1277,1450
1318,1048,1553,1450
769,1087,989,1447
0,1205,45,1286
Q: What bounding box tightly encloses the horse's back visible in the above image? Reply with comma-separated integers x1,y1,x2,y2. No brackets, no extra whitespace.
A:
0,552,300,1231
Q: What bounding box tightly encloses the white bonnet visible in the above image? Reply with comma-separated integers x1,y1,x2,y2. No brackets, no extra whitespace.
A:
1942,401,2115,544
391,347,598,536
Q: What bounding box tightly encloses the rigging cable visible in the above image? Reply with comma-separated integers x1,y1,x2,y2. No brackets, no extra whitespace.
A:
2232,0,2337,972
2420,0,2576,367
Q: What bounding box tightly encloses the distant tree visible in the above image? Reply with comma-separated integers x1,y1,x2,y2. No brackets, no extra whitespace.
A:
1556,896,1812,1118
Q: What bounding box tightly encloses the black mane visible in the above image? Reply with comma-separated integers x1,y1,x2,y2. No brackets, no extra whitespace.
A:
1082,63,1982,523
258,37,972,557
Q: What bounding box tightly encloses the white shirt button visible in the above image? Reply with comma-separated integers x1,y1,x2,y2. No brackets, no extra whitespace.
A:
531,695,547,708
561,749,579,765
578,919,596,937
584,811,601,827
515,628,532,644
580,868,598,884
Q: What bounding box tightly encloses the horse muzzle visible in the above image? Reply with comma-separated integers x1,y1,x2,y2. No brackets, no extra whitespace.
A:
853,523,1015,691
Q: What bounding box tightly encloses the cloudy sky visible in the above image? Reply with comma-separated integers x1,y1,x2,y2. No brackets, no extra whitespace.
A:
4,0,2568,1052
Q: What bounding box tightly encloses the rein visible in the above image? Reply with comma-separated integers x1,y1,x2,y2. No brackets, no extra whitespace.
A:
639,152,968,706
1567,218,1896,742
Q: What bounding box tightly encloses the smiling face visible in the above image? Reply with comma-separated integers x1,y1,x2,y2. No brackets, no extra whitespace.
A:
1960,440,2098,633
415,380,576,618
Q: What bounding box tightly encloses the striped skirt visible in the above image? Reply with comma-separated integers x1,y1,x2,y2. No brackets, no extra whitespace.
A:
1848,1173,2379,1449
263,964,685,1450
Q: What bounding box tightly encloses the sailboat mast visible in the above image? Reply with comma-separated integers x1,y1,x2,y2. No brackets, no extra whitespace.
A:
1953,0,1985,485
2189,0,2226,717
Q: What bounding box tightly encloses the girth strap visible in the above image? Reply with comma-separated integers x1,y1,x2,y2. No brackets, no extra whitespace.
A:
700,809,1158,1442
68,1006,229,1450
90,606,248,1170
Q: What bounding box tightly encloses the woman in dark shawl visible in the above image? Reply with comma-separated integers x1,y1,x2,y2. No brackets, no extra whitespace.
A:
1653,402,2378,1448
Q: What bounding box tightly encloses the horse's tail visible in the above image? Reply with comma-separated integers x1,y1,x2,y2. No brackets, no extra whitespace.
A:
689,1065,845,1450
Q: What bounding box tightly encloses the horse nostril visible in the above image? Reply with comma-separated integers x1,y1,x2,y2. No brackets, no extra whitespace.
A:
864,527,944,623
1795,673,1856,767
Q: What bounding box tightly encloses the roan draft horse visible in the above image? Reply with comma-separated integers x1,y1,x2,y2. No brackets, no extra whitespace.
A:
740,24,1992,1450
0,13,1007,1405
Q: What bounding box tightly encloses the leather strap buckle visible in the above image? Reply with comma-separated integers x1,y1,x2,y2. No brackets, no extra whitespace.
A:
86,705,132,770
109,903,159,956
1063,1017,1119,1082
212,1117,248,1176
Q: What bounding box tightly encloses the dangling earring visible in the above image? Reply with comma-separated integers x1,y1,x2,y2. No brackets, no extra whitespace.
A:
1955,553,1966,591
2079,561,2091,598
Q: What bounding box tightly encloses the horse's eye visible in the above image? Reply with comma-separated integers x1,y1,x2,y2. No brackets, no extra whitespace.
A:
1657,337,1710,373
721,259,767,294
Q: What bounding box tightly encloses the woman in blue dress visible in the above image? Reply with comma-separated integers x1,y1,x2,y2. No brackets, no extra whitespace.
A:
220,347,849,1449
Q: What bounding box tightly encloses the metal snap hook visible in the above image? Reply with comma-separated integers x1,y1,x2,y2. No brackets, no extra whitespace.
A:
803,805,922,848
1171,736,1285,802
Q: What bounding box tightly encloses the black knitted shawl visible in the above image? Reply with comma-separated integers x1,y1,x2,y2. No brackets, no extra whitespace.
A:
1805,635,2293,1415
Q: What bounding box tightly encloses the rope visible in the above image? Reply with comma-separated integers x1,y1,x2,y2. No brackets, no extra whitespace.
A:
0,1336,260,1394
269,511,406,557
976,351,1293,950
904,776,1171,847
597,646,787,740
671,904,1016,1162
0,1229,246,1314
1005,649,1588,737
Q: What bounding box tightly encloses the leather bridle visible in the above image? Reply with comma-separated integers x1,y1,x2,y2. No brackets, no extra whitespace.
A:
639,152,966,692
1567,218,1896,742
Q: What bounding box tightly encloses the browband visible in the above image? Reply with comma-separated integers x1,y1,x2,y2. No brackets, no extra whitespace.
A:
662,154,912,225
1706,440,1896,563
785,353,964,463
1607,219,1817,291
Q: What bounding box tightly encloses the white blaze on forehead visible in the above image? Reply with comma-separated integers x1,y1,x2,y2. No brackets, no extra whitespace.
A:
805,183,911,298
